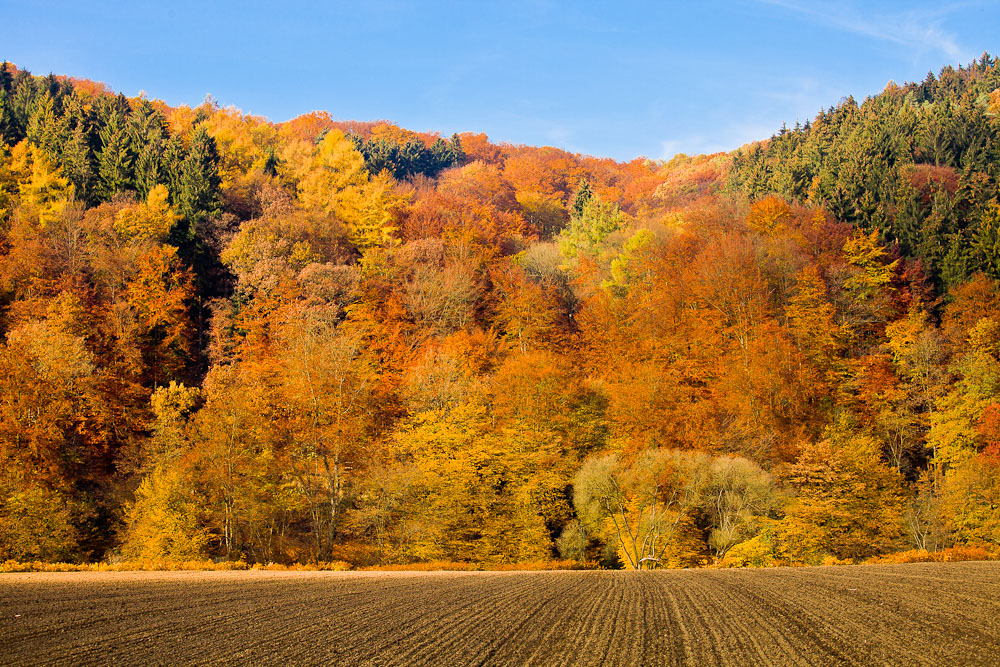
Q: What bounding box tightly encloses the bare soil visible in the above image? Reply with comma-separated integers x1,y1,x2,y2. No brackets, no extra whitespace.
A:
2,561,999,666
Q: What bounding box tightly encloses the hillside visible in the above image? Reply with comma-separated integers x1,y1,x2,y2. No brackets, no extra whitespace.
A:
730,55,1000,289
1,57,999,568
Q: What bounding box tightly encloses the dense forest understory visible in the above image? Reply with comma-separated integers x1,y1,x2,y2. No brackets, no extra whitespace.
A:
2,56,1000,568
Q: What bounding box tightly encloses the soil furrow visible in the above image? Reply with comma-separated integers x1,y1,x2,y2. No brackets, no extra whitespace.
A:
3,562,1000,666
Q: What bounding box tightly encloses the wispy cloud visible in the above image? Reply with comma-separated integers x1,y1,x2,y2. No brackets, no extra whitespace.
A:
756,0,975,61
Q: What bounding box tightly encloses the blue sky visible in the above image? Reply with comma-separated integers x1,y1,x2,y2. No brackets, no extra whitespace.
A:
2,1,998,161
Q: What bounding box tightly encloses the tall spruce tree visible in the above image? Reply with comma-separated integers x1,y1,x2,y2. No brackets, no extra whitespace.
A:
161,134,186,202
60,92,96,203
62,124,94,204
170,124,225,298
176,125,221,227
96,108,133,199
0,63,12,145
449,132,465,165
7,73,39,144
129,99,168,200
0,88,10,145
0,62,11,94
26,93,69,164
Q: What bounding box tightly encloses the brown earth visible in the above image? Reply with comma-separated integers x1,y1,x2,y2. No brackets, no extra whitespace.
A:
1,561,999,666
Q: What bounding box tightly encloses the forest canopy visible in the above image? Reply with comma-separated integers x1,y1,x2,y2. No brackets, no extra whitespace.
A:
3,56,1000,568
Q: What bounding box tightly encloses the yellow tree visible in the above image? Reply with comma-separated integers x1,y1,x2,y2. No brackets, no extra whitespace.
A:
0,140,27,223
189,363,294,562
121,382,210,561
297,130,367,210
927,318,1000,544
385,400,557,564
113,184,179,243
877,307,946,471
348,170,408,250
296,130,408,251
775,420,907,563
785,264,844,373
841,229,899,351
278,304,375,561
14,142,75,230
200,105,279,188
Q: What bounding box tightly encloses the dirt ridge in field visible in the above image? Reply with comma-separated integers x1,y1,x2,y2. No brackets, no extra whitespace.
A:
2,562,999,666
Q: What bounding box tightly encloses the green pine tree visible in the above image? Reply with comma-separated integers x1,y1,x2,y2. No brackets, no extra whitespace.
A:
26,93,69,163
96,109,134,200
449,132,465,165
0,62,11,94
62,124,94,204
162,135,186,202
262,146,279,178
129,100,168,199
7,75,40,144
176,125,221,227
571,180,593,218
972,202,1000,280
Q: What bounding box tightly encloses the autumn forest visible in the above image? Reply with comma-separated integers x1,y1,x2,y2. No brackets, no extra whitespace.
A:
3,56,1000,570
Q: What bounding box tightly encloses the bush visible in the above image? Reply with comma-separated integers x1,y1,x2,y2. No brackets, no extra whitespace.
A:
361,561,479,572
867,545,1000,564
0,559,251,573
490,560,595,571
0,486,79,562
251,561,351,571
718,530,778,568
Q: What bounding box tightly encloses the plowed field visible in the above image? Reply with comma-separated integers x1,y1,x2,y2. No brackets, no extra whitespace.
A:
2,561,999,666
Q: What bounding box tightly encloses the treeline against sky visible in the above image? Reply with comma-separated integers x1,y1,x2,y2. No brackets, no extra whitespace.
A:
731,56,1000,289
1,57,999,568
